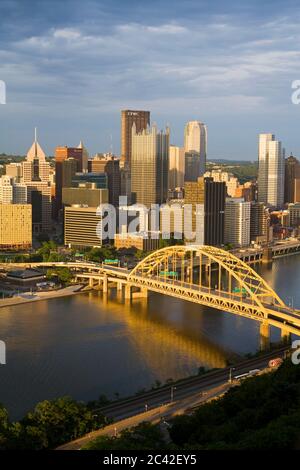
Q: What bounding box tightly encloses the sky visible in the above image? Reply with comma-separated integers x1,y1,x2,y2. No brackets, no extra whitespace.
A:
1,0,300,159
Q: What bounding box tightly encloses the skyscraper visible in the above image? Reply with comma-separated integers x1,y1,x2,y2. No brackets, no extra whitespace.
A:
168,146,184,190
22,130,51,233
225,198,251,247
184,121,207,178
258,133,284,207
131,124,169,207
284,154,300,203
184,177,225,245
55,146,83,215
121,110,150,167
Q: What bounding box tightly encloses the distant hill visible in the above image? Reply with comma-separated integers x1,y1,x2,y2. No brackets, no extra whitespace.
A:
208,159,257,165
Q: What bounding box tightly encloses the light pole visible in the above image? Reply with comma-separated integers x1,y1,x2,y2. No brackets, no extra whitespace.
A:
229,367,235,384
170,386,177,403
145,404,148,412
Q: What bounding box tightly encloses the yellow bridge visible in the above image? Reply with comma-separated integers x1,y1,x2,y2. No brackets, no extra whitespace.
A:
4,245,300,340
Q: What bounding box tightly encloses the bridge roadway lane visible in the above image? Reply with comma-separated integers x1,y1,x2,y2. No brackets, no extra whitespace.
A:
96,347,288,421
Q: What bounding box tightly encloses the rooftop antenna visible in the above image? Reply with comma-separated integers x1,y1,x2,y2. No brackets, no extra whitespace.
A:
34,127,38,158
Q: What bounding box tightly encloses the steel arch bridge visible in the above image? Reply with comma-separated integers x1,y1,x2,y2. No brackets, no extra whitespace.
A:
125,245,300,336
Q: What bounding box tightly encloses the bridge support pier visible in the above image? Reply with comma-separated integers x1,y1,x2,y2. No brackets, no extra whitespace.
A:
117,281,123,292
125,284,132,300
260,321,270,350
103,275,108,293
89,277,94,288
132,287,148,299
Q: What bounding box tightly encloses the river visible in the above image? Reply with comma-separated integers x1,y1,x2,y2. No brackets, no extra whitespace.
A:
0,254,299,420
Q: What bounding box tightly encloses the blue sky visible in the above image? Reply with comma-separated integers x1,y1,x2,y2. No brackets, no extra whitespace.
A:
0,0,300,159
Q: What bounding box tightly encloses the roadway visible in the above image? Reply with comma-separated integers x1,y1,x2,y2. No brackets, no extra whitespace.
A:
94,347,288,421
57,347,288,450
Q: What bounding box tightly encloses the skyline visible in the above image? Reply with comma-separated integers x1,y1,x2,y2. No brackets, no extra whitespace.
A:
1,0,300,158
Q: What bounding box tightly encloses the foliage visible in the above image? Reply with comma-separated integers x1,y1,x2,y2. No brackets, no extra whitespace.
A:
0,396,105,450
86,245,117,263
46,267,72,285
83,422,165,450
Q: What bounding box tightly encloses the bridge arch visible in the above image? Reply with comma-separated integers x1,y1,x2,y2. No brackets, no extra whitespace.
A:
128,245,285,315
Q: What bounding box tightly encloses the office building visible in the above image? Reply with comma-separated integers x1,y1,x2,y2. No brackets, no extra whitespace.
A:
131,124,169,207
64,206,105,248
62,184,108,207
169,146,184,190
250,202,270,243
55,146,84,214
258,133,284,207
184,177,226,245
184,121,207,178
225,198,251,247
0,204,32,249
88,155,121,206
288,203,300,227
0,176,13,203
284,154,300,203
121,109,150,166
77,140,89,172
22,131,51,233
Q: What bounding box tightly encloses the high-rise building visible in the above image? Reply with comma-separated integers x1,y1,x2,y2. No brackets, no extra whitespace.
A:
131,124,169,207
77,141,89,172
121,110,150,167
64,206,105,248
88,154,121,206
184,121,207,178
284,154,300,203
0,204,32,249
250,202,270,243
225,198,251,247
184,177,225,245
0,176,13,203
22,130,51,233
258,133,284,207
55,146,83,214
288,203,300,227
169,146,184,190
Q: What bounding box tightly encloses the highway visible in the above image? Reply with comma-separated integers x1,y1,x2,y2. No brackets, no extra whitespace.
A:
57,347,288,450
95,347,288,421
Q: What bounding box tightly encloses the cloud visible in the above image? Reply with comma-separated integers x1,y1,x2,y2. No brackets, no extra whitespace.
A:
1,0,300,156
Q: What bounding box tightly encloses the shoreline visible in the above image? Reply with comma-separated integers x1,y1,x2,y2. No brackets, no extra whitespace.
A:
0,284,88,308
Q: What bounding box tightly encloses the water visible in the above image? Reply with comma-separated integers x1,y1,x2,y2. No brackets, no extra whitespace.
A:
0,254,299,420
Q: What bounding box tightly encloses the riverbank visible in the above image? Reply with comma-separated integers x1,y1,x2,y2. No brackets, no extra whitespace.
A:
0,284,86,308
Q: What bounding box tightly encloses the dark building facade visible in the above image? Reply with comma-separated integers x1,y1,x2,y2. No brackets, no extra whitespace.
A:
284,154,300,203
250,201,270,243
184,177,225,245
